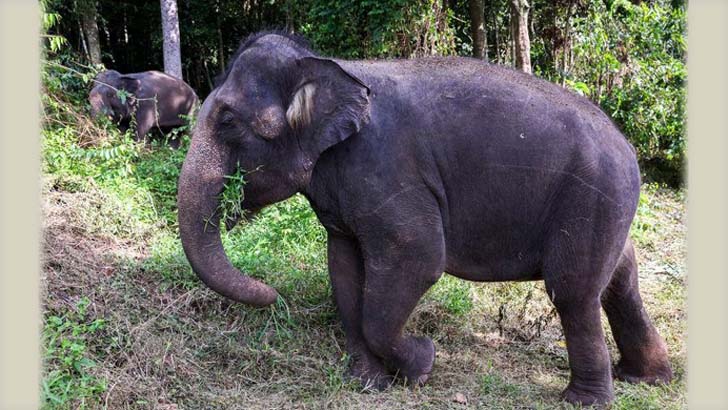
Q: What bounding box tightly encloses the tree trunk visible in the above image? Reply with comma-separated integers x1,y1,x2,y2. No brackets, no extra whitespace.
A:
217,26,225,75
79,1,101,64
203,59,214,92
160,0,183,79
215,1,225,74
493,9,500,63
469,0,486,59
561,0,575,85
510,0,531,73
77,18,89,58
483,0,488,60
285,0,294,31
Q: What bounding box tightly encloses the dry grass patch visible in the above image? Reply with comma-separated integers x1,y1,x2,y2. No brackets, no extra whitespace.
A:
41,183,686,409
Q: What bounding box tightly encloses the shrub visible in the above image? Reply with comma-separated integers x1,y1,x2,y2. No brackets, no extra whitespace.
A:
570,0,686,184
300,0,457,58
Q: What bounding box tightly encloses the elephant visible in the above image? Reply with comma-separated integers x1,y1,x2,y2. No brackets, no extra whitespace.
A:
176,31,672,406
89,69,198,145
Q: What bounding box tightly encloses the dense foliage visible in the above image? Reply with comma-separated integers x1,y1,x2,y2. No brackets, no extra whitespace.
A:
571,0,686,183
44,0,686,183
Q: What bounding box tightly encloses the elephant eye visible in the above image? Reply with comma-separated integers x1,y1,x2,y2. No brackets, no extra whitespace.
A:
221,111,235,124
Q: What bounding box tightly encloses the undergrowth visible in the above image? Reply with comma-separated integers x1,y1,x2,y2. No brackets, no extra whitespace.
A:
42,298,108,409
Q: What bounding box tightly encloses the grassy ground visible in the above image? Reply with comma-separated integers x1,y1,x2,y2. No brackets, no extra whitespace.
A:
40,79,686,409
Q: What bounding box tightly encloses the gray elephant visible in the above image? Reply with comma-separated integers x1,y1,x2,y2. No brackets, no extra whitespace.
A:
89,69,198,144
176,32,672,406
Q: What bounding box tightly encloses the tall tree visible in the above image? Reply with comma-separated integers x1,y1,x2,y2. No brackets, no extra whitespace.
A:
468,0,487,59
78,0,101,64
215,0,225,75
160,0,182,79
510,0,531,73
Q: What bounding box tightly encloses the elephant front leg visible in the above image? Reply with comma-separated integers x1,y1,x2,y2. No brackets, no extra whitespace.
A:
327,233,392,390
133,109,154,144
359,227,446,386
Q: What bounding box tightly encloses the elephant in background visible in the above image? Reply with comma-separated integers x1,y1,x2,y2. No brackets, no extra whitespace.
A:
176,31,673,406
89,69,198,145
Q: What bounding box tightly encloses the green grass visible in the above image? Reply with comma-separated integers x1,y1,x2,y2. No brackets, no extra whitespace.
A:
42,298,108,409
41,75,686,409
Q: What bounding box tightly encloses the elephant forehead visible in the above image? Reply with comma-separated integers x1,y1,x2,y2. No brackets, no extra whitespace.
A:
214,84,259,108
93,84,116,96
216,83,280,116
95,70,120,82
235,83,272,105
219,60,280,102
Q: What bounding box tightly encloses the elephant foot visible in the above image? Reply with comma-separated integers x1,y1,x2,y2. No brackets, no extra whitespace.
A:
560,382,614,408
614,338,673,385
614,360,673,385
347,353,394,391
398,336,435,387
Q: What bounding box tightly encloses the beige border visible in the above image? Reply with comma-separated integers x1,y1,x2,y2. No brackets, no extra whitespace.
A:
687,0,728,408
0,0,40,408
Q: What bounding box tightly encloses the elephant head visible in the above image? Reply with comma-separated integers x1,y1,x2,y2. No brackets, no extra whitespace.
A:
88,70,141,121
177,33,370,307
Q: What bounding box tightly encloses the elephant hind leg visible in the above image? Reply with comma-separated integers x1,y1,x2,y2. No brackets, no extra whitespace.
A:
601,239,673,385
542,224,616,406
544,282,614,405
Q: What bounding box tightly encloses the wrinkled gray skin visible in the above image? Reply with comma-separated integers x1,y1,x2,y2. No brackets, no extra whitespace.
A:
177,32,672,406
89,70,198,144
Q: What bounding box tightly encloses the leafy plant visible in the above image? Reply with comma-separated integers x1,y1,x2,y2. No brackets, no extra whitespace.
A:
570,0,686,183
134,137,189,226
430,275,474,316
214,164,252,230
40,0,67,53
42,298,108,409
300,0,457,58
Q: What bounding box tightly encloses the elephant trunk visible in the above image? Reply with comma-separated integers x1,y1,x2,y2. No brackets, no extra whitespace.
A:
89,91,104,118
177,118,278,307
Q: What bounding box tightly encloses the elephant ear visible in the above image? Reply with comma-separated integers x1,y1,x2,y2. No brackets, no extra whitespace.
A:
287,57,370,160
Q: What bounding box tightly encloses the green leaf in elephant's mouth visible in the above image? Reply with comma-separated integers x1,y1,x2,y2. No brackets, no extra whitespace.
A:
208,163,262,233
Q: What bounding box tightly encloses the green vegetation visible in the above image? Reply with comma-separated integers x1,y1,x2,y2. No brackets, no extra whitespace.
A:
572,0,686,184
45,0,685,183
40,1,686,408
42,298,108,409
